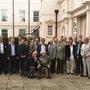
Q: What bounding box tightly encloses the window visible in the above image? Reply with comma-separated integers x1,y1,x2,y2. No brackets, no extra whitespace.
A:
19,29,25,36
1,9,8,21
48,26,53,35
19,10,25,22
33,11,39,22
2,29,8,37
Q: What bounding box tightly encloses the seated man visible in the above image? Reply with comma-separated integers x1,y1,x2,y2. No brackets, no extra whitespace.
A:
27,51,38,79
37,51,51,79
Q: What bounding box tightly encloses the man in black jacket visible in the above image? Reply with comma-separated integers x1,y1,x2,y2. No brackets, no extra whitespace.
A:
0,37,8,74
7,37,18,74
75,35,84,76
18,37,29,76
65,37,76,75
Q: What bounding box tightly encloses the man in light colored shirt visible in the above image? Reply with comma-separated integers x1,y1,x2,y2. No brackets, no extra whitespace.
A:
70,45,74,60
11,44,15,56
40,44,46,53
40,38,48,54
65,37,76,74
81,37,90,79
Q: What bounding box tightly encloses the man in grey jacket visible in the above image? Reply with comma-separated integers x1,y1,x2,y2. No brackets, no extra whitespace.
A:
48,39,57,73
56,37,66,74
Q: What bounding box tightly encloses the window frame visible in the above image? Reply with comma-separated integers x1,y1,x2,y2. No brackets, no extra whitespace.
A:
2,29,8,37
19,10,25,22
48,25,53,36
0,9,8,22
19,29,26,36
33,11,39,22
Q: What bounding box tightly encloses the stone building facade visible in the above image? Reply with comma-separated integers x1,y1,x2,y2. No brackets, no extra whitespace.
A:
40,0,90,41
0,0,90,40
0,0,41,37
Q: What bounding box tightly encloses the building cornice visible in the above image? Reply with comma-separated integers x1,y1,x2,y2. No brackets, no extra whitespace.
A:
57,0,64,4
45,19,55,24
67,3,88,17
67,1,90,16
67,5,85,14
58,17,69,23
0,24,28,26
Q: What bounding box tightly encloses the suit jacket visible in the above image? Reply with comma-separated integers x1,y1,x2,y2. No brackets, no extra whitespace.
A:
27,55,38,67
18,44,29,57
56,42,66,60
34,43,41,53
53,43,57,59
48,44,56,60
75,42,83,60
65,44,76,60
29,43,35,54
7,44,18,57
37,44,48,54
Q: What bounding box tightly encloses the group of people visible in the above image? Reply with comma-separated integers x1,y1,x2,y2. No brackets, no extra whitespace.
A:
0,35,90,79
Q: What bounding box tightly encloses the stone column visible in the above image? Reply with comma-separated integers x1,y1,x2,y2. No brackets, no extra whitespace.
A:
68,17,73,36
86,10,90,37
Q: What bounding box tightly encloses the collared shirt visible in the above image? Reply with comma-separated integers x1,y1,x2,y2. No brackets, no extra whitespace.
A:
77,44,80,55
11,44,15,56
40,44,46,53
35,44,37,51
0,43,4,54
70,45,74,60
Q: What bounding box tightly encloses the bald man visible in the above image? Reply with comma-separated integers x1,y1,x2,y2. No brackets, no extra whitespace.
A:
27,51,38,78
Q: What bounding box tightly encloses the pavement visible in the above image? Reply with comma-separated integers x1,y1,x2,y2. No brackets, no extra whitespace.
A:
0,74,90,90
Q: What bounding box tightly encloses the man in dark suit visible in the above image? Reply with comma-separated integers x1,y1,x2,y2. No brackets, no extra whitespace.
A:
7,37,18,74
18,37,29,76
0,37,8,74
65,37,76,74
75,35,84,76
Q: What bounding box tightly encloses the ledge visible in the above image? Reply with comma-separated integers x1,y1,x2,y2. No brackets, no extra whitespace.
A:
57,0,64,4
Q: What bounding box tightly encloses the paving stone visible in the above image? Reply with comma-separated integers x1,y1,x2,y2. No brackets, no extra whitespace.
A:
24,86,42,90
0,74,90,90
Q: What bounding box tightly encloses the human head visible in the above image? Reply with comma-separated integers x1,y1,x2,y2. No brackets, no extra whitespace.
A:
20,37,26,44
32,51,38,58
84,37,89,44
41,38,45,44
68,37,73,45
10,37,15,44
